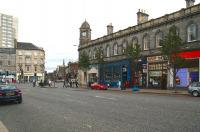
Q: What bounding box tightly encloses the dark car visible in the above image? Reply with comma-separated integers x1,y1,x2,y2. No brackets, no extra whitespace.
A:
90,83,108,90
0,84,22,104
188,82,200,97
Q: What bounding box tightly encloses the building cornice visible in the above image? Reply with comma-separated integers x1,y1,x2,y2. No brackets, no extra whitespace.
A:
79,4,200,51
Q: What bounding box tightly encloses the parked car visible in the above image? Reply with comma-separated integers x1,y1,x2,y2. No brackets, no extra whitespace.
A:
188,82,200,97
90,83,108,90
0,84,22,104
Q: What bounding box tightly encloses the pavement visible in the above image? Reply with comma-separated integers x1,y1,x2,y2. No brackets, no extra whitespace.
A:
107,87,189,96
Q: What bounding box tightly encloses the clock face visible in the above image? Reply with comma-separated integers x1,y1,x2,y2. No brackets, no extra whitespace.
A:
82,32,87,37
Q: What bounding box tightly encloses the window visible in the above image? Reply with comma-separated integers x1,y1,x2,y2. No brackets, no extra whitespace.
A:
34,65,37,72
26,65,30,71
187,24,197,42
132,38,138,48
143,35,149,50
106,46,110,57
113,44,118,55
8,61,11,66
122,42,127,54
155,31,163,48
93,49,96,59
88,50,92,60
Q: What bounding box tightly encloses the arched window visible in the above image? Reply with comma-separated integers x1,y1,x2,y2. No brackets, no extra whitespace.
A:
88,50,92,60
113,44,118,55
143,35,149,50
155,31,163,48
187,24,197,42
93,49,96,59
132,37,138,48
122,41,127,54
106,46,110,57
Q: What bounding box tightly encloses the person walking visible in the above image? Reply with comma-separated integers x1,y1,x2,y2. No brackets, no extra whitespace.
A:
33,79,36,87
63,79,67,88
75,79,78,88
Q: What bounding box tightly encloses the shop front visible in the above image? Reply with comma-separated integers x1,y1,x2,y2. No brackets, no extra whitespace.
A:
99,60,131,88
176,50,200,88
147,56,168,89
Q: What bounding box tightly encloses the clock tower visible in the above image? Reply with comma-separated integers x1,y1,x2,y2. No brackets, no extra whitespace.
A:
79,20,91,46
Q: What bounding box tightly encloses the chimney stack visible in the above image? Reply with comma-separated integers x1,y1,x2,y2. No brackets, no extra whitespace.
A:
137,9,149,24
185,0,195,8
107,23,113,35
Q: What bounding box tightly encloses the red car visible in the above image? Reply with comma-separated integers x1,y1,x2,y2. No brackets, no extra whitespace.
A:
90,83,108,90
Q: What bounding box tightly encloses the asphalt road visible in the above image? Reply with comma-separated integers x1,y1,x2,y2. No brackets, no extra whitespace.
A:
0,83,200,132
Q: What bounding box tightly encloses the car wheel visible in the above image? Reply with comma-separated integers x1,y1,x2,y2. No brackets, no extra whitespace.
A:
192,91,199,97
17,98,23,104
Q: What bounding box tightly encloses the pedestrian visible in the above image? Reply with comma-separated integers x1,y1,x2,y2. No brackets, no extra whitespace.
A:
69,80,72,88
33,79,36,87
75,79,78,88
48,79,52,87
63,79,67,88
118,80,121,89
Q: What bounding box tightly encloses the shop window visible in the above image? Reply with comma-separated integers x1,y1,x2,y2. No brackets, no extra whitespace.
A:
187,24,197,42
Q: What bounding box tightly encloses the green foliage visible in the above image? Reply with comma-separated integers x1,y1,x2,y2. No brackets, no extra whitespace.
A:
95,48,105,64
125,43,141,61
78,51,90,70
160,26,183,61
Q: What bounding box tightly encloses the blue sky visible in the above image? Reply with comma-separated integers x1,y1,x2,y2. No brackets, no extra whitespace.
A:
0,0,197,72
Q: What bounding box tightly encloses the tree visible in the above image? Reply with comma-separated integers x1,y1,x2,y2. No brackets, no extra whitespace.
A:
125,43,141,87
160,26,187,89
95,48,105,83
78,51,90,70
78,51,90,87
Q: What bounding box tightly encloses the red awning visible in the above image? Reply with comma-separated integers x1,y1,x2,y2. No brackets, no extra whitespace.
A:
177,50,200,59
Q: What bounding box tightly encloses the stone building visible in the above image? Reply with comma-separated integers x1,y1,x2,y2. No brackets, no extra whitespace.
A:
16,42,45,82
0,48,16,80
78,0,200,89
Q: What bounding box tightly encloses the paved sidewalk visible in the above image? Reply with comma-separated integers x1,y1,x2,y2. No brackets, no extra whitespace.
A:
107,87,189,96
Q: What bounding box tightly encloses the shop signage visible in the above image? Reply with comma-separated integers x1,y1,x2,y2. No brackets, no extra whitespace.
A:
147,56,164,62
149,71,162,76
143,64,147,73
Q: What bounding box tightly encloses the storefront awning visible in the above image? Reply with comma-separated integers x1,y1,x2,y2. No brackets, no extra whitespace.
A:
177,50,200,59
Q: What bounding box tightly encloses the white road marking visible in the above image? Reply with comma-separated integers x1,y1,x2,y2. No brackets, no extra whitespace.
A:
86,124,92,129
95,95,116,100
0,121,9,132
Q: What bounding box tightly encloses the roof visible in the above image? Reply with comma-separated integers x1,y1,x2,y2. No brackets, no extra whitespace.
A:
17,42,43,51
80,20,90,29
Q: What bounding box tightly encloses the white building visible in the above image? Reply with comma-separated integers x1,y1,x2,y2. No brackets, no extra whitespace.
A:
0,13,18,48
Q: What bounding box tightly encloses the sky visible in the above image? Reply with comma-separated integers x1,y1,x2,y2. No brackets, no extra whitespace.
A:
0,0,198,72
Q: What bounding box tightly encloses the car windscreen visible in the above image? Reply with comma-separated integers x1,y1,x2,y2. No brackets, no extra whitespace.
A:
0,85,16,90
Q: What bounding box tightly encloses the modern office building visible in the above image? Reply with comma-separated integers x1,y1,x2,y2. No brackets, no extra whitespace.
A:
78,0,200,89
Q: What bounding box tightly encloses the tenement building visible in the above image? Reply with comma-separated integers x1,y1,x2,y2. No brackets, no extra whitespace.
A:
78,0,200,89
16,42,45,82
